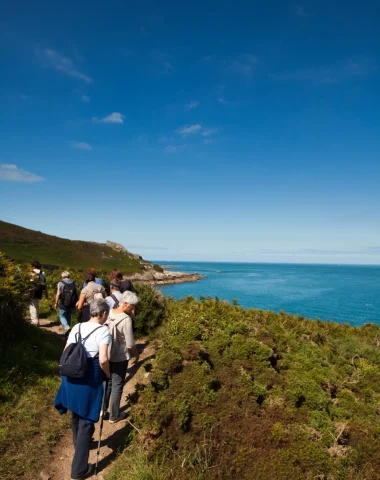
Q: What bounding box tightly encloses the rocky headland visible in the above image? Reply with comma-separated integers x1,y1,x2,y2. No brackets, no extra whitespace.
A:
106,241,205,285
125,269,205,285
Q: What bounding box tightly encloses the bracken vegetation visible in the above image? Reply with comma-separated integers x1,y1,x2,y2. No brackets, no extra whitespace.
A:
0,255,69,480
1,251,380,480
108,296,380,480
0,255,164,479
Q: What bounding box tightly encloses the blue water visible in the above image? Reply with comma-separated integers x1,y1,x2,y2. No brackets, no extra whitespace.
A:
157,262,380,326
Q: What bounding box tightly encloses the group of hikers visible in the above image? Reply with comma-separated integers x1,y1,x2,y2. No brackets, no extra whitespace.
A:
29,261,140,480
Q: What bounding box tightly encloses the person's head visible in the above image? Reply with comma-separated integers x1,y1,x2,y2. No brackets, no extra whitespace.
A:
90,299,110,324
118,291,140,316
84,272,95,283
109,278,121,292
87,268,97,278
31,260,41,270
110,269,123,281
61,271,70,279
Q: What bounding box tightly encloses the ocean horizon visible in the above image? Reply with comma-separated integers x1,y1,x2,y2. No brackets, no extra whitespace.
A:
154,261,380,327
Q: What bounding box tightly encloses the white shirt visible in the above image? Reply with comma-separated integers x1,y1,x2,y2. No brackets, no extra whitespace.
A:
105,291,122,311
67,322,111,358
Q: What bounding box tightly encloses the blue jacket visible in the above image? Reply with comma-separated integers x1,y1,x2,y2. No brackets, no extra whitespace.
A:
54,357,105,423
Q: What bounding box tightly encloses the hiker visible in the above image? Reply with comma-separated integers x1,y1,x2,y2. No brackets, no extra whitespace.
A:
54,299,111,480
105,278,122,311
29,260,48,326
82,268,104,288
77,272,106,323
109,268,123,283
103,291,140,423
54,271,78,333
110,268,135,293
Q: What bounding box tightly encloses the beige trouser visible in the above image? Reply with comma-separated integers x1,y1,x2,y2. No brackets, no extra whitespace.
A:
29,298,40,325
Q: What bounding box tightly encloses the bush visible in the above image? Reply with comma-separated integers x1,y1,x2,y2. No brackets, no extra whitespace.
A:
108,297,380,480
153,264,164,273
0,253,30,351
133,284,165,337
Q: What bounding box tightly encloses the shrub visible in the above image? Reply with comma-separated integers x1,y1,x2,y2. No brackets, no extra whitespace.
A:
0,253,30,351
133,283,165,337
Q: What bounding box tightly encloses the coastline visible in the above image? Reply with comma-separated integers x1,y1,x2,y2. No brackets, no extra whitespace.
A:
125,269,206,286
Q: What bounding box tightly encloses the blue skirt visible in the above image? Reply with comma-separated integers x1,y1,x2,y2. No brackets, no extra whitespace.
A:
54,357,105,423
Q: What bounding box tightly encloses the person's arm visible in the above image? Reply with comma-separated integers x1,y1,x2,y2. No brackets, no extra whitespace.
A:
77,293,86,310
124,317,139,362
54,285,60,308
99,343,110,378
129,344,139,362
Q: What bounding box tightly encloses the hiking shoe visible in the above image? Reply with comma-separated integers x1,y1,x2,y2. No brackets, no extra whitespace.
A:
100,410,109,420
109,412,128,424
71,463,93,479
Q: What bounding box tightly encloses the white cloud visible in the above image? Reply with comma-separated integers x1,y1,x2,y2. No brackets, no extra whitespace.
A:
202,128,219,137
80,94,90,102
39,49,93,84
230,53,258,78
176,124,219,138
177,124,202,136
184,100,200,111
93,112,125,124
164,144,187,153
0,164,44,182
70,141,92,150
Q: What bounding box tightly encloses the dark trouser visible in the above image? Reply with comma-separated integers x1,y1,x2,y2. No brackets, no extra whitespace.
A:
71,413,95,479
104,360,129,420
78,305,90,323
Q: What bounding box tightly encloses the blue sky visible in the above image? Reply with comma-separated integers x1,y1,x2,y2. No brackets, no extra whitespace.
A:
0,0,379,264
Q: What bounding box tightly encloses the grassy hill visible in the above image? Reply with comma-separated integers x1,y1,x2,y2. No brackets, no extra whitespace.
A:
0,220,146,273
107,297,380,480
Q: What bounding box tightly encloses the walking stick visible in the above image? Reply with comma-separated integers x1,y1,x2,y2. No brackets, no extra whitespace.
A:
95,379,108,475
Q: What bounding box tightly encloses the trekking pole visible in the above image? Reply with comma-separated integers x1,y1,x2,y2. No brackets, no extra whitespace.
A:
95,379,108,475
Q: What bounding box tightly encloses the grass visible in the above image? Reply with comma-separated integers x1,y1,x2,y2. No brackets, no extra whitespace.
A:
0,219,145,273
0,322,69,480
106,296,380,480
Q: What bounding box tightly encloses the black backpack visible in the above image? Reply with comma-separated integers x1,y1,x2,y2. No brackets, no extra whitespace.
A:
59,324,103,378
61,281,78,308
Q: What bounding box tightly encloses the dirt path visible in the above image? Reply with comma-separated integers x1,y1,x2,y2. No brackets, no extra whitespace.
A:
39,319,155,480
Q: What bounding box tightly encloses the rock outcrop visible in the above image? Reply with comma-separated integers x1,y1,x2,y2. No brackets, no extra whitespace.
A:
105,240,205,285
125,269,205,286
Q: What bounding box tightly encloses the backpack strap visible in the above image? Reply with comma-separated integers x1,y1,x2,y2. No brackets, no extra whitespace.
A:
74,324,103,344
110,294,119,307
82,325,104,342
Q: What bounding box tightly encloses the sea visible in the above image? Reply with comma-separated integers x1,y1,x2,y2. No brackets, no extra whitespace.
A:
155,262,380,327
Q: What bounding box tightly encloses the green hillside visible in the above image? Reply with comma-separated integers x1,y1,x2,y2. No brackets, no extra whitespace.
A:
108,298,380,480
0,220,145,273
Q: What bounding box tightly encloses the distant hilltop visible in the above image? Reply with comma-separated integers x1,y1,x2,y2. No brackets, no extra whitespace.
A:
0,219,149,274
0,220,204,284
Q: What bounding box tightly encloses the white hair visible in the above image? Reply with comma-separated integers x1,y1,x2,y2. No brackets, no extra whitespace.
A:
90,298,110,317
61,271,70,278
119,291,140,306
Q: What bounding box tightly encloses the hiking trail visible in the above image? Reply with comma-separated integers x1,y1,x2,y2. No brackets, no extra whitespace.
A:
39,318,155,480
